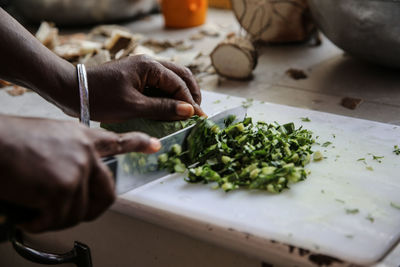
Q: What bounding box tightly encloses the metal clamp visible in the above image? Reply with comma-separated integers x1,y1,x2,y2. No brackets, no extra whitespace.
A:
77,64,90,127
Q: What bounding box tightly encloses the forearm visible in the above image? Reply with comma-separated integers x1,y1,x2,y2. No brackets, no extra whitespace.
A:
0,8,79,116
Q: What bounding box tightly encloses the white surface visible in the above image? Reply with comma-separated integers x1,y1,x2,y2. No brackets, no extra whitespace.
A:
119,90,400,265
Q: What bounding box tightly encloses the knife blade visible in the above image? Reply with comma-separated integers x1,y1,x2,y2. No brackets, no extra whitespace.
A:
0,106,247,234
109,106,248,195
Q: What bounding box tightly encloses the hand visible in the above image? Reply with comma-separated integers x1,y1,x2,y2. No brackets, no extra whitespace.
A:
86,55,206,122
0,115,161,233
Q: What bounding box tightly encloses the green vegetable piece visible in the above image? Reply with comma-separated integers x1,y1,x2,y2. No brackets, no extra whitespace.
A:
171,144,182,155
371,155,384,163
366,214,374,223
250,168,260,179
301,117,311,122
313,151,324,161
224,115,236,127
390,202,400,210
222,182,235,192
394,145,400,155
345,208,360,214
221,156,232,165
366,166,374,171
174,163,186,173
158,153,168,164
321,142,332,148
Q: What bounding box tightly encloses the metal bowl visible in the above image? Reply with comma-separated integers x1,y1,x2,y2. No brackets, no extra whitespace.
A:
11,0,158,26
308,0,400,68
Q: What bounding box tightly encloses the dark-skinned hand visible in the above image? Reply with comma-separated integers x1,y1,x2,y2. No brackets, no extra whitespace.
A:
85,55,206,122
0,115,161,233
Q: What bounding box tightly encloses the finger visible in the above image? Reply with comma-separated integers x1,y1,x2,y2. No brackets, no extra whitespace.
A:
136,95,197,121
158,60,204,107
84,157,116,221
144,61,205,117
86,129,161,157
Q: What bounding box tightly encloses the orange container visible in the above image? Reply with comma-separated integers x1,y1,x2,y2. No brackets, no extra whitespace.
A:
161,0,208,28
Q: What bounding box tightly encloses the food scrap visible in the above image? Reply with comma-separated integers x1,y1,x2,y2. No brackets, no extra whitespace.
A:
391,202,400,210
159,117,315,193
321,142,332,148
0,79,11,88
313,151,323,162
301,117,311,122
394,145,400,155
286,68,308,80
6,85,30,97
341,97,363,110
345,208,359,215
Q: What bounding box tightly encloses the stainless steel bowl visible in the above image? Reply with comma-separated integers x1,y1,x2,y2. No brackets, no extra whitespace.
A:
12,0,158,25
308,0,400,68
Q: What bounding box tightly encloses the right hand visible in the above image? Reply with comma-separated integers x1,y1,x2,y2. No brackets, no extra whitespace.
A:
0,116,160,233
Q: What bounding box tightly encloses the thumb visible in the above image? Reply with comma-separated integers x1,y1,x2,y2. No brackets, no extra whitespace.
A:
137,96,195,121
86,129,161,157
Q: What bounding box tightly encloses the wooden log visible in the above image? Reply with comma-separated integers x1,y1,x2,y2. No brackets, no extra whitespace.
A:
231,0,315,43
210,35,257,80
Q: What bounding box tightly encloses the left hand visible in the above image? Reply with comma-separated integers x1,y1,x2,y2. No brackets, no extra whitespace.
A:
86,55,206,122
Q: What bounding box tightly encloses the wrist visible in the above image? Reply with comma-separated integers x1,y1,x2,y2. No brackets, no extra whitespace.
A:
49,60,80,118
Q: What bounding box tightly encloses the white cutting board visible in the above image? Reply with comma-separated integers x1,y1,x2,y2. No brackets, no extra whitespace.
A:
119,91,400,265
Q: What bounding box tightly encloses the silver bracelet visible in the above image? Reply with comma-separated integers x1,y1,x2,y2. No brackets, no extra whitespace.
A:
77,64,90,127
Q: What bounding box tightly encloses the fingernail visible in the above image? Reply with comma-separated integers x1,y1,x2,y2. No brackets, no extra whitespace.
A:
176,103,194,117
149,137,161,152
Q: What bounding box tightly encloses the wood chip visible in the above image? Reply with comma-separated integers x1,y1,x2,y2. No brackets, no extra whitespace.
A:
286,68,308,80
142,39,185,53
0,79,11,88
341,97,363,110
81,49,111,67
35,21,59,50
190,33,205,41
200,25,220,37
6,85,30,96
105,30,135,55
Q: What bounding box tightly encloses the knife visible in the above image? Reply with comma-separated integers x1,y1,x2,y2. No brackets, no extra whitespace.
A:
0,106,247,238
108,105,247,194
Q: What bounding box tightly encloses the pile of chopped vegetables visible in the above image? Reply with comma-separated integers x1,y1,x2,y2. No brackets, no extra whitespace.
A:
158,116,315,193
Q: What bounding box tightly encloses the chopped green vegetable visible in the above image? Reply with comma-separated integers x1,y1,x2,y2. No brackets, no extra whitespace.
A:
346,208,359,214
394,145,400,155
370,154,384,163
213,100,221,104
335,199,345,204
366,214,374,223
321,141,332,148
332,134,336,139
242,98,254,108
159,117,315,193
300,117,311,122
357,158,365,161
313,151,324,161
390,202,400,210
366,166,374,171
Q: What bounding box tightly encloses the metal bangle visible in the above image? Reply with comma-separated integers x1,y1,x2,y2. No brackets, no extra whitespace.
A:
77,64,90,127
